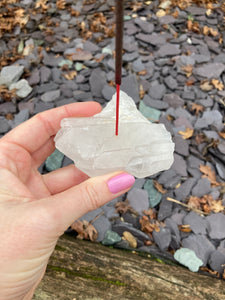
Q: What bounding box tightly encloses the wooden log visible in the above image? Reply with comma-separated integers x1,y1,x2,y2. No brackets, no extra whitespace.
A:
33,235,225,300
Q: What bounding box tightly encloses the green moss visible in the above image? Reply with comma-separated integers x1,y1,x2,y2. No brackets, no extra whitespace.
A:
48,265,126,286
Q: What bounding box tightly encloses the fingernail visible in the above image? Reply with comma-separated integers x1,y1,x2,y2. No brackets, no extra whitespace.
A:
107,173,135,194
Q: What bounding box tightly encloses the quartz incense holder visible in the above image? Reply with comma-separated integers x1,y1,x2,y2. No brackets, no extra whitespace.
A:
55,91,175,178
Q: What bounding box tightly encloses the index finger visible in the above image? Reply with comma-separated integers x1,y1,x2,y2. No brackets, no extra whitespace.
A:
2,102,102,154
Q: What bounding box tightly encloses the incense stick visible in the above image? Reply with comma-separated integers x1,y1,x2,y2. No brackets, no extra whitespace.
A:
115,0,124,136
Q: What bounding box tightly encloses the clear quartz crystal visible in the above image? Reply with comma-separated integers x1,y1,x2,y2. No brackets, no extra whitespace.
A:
55,91,174,178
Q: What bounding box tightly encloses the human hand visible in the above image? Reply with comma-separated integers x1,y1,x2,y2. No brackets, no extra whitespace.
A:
0,102,135,300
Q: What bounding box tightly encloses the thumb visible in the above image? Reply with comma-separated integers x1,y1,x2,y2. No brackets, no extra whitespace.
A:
43,172,135,235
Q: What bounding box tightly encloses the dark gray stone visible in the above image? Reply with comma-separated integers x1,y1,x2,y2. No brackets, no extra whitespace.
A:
132,58,145,73
0,102,16,115
195,110,223,130
164,76,178,90
175,178,197,201
171,211,186,225
183,211,208,235
80,207,103,222
194,63,225,79
207,213,225,240
123,51,139,62
192,178,211,197
143,95,168,110
136,33,166,46
216,162,225,180
148,81,166,100
165,218,181,249
157,192,173,221
102,85,116,101
158,15,176,25
13,109,29,127
112,221,150,242
171,83,184,116
134,18,154,33
93,215,112,242
171,154,188,177
0,117,10,133
174,136,189,157
218,141,225,155
182,234,215,265
127,188,149,214
121,74,140,104
41,90,60,102
43,53,62,67
28,68,40,86
156,43,181,57
37,82,58,94
187,155,204,170
89,69,107,98
83,40,99,53
34,101,54,114
209,249,225,275
153,227,171,251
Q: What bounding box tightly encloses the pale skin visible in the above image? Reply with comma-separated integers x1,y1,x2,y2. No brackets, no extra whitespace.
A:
0,102,134,300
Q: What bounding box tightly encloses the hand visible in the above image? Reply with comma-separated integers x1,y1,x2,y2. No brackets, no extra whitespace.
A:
0,102,135,300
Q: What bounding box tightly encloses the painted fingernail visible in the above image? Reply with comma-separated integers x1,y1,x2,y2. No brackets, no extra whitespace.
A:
107,173,135,194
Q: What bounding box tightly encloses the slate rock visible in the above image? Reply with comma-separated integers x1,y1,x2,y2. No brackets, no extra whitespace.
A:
143,95,168,110
70,50,93,61
13,109,29,127
156,43,180,57
93,215,111,242
157,192,173,221
192,178,211,197
183,211,208,235
165,217,181,249
174,178,197,202
34,101,54,114
148,81,166,100
171,154,188,177
43,53,62,67
0,65,24,86
0,117,11,134
41,90,61,102
174,136,189,157
182,234,215,265
207,213,225,240
112,221,150,242
73,91,92,101
102,230,122,246
127,188,149,214
102,85,116,101
9,79,32,98
37,82,59,94
134,18,154,33
171,211,186,225
45,149,64,172
121,74,140,104
79,207,103,222
123,52,139,62
174,248,203,272
194,63,225,79
157,169,181,189
144,179,162,208
153,227,171,251
28,68,40,86
187,155,204,170
164,75,178,90
218,141,225,155
89,69,107,98
136,33,166,46
209,249,225,275
195,110,223,131
132,178,145,189
83,40,99,53
216,162,225,181
132,58,145,73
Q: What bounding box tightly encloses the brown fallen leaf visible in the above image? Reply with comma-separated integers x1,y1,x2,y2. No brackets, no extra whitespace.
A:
200,80,213,91
199,164,220,186
188,196,202,211
62,70,77,80
71,220,98,242
211,79,224,91
201,195,224,213
191,103,204,115
178,224,192,233
182,64,193,78
153,180,167,194
218,132,225,139
178,127,194,139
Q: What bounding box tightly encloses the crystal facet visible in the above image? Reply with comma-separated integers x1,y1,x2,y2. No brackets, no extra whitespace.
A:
54,91,174,178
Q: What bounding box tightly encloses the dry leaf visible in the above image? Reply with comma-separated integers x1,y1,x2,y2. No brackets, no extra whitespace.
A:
56,0,66,10
191,103,204,115
199,164,220,186
62,70,77,80
179,224,192,233
178,127,194,139
35,0,49,10
187,19,193,31
203,26,218,37
156,9,166,17
115,199,135,215
200,81,213,91
138,70,147,76
139,85,145,99
182,64,193,78
71,220,98,242
187,196,202,210
218,132,225,139
153,180,167,194
211,79,224,91
201,195,224,213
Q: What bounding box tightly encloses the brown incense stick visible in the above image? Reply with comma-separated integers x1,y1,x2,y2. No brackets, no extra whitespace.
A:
115,0,124,136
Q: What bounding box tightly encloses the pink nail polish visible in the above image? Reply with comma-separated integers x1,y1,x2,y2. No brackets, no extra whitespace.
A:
107,173,135,194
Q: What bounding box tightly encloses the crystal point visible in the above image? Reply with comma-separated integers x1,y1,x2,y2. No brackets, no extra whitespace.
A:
55,91,174,178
